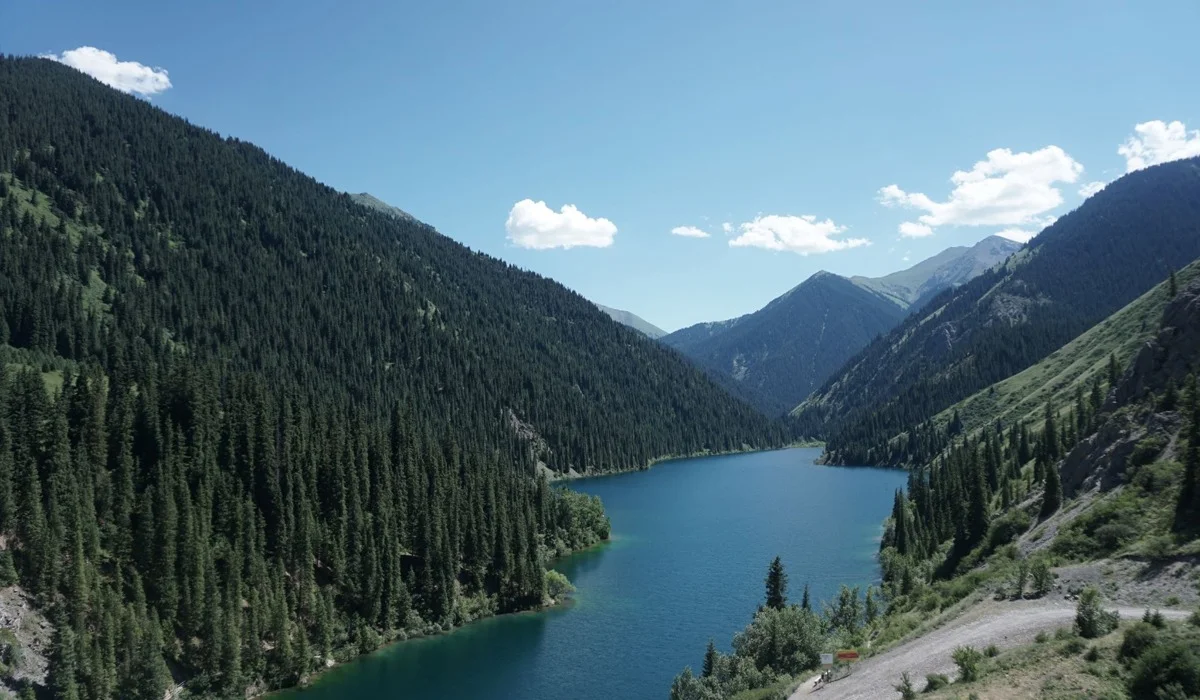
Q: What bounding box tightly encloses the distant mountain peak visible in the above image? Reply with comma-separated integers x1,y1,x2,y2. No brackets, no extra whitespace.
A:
850,235,1021,311
594,303,668,339
350,192,417,222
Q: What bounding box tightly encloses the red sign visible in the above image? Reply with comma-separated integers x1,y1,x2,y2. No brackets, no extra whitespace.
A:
835,650,860,662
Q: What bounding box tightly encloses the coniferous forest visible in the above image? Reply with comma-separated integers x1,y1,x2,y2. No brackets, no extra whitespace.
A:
793,156,1200,467
0,56,787,698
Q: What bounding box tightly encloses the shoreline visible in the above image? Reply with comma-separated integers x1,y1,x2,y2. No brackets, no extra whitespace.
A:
264,444,821,697
262,538,613,698
547,440,825,483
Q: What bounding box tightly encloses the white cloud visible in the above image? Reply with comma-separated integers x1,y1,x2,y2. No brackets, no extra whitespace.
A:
1118,120,1200,172
670,225,711,238
728,214,869,255
898,221,934,238
505,199,616,250
879,146,1083,237
41,46,171,97
721,222,733,234
995,228,1037,244
1078,181,1106,198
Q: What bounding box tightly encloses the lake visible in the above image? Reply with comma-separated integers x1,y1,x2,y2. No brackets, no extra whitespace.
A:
281,447,907,699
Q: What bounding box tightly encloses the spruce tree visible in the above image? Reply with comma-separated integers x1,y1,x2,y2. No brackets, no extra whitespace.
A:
801,583,811,611
764,556,788,610
1041,462,1063,519
702,639,717,678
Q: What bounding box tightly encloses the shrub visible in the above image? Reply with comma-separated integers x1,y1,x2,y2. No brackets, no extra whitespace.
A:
923,673,949,692
1128,436,1166,469
1035,631,1049,643
1127,641,1200,700
544,570,575,601
1062,637,1087,655
1084,646,1100,662
1030,560,1054,596
1093,522,1137,552
984,644,1000,658
1130,458,1178,493
894,672,917,700
1075,587,1120,639
1012,558,1029,599
952,646,984,682
1120,622,1159,661
988,510,1032,551
1142,609,1166,628
1165,595,1181,607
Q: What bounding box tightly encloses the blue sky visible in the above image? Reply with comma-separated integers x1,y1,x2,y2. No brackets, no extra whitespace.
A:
5,1,1200,331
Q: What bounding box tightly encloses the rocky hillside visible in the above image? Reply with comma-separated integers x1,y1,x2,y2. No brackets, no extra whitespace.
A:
851,235,1021,311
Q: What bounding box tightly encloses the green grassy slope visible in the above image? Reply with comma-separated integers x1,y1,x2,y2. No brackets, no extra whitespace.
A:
929,258,1200,440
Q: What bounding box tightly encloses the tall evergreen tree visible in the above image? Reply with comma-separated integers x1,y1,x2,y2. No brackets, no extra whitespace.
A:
764,557,788,610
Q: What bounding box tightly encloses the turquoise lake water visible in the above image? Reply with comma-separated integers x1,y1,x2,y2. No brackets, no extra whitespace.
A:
282,447,907,699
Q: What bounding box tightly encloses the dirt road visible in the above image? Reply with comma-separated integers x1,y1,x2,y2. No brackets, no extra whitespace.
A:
789,599,1189,700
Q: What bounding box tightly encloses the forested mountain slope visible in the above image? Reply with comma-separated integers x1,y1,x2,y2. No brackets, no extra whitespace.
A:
662,239,1019,416
594,303,667,339
794,156,1200,466
0,56,783,699
663,272,907,415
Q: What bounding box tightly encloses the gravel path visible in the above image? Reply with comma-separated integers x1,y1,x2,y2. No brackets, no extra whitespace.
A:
789,599,1189,700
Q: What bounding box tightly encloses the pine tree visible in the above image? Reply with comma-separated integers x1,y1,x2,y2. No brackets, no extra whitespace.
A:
764,556,788,610
48,611,81,700
1169,268,1178,297
1041,462,1063,519
801,583,811,611
702,639,717,678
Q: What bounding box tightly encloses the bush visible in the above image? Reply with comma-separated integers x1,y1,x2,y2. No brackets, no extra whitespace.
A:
1062,637,1087,655
1130,458,1177,493
544,570,575,601
952,646,984,682
1035,631,1049,643
1120,622,1159,661
1084,646,1101,662
1128,436,1166,469
1075,587,1120,639
1142,609,1167,629
1030,560,1054,596
1128,641,1200,700
987,510,1032,551
923,673,949,692
984,644,1000,658
894,672,917,700
1093,522,1137,552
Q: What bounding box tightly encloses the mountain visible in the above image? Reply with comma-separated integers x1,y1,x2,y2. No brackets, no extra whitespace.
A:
594,303,667,339
661,241,1020,416
663,273,906,415
0,57,786,698
349,191,417,222
670,260,1200,700
794,155,1200,466
851,235,1022,310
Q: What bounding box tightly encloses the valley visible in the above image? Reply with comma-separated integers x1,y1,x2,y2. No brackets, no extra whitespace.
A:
2,10,1200,700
